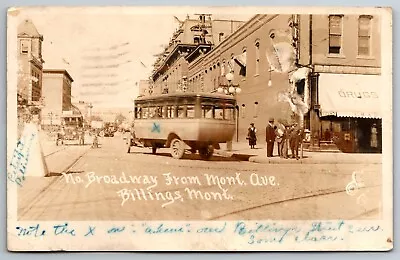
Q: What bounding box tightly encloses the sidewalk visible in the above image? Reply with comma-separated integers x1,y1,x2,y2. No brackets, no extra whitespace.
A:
18,134,92,216
215,142,382,164
39,132,92,175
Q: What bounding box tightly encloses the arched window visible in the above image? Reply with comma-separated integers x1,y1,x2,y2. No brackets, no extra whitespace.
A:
255,41,260,75
241,104,246,119
254,102,259,118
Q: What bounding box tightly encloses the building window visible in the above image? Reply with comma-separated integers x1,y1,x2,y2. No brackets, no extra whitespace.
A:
328,15,343,54
254,102,259,118
255,41,260,75
20,40,29,54
358,15,372,56
241,104,246,118
219,32,224,42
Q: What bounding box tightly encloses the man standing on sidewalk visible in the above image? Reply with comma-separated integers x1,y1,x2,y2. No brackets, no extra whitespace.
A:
265,118,276,157
289,123,301,160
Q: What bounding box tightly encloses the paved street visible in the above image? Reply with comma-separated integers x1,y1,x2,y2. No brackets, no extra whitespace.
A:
18,134,382,221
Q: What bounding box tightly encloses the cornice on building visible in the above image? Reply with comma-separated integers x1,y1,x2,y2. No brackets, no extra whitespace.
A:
29,55,44,69
152,43,197,81
185,44,212,63
43,69,74,83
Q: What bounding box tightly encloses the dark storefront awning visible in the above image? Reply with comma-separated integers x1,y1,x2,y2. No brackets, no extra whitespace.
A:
318,73,382,118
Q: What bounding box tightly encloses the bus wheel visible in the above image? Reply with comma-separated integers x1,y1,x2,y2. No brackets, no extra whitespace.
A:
170,138,185,159
152,146,157,154
199,145,214,160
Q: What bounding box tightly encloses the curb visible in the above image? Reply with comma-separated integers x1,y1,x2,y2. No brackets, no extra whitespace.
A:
248,157,381,165
214,150,381,165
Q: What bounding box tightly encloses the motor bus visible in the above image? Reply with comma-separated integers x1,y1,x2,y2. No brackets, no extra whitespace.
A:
130,93,237,160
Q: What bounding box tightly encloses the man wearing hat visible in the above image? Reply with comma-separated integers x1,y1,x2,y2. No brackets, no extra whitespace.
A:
289,123,301,160
265,118,276,157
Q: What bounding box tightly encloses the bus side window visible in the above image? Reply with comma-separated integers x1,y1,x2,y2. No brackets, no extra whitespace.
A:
168,106,174,118
157,106,163,118
142,107,149,119
202,105,213,119
162,106,168,118
149,107,157,118
187,105,195,118
135,107,142,119
214,106,224,120
177,106,185,118
225,106,235,121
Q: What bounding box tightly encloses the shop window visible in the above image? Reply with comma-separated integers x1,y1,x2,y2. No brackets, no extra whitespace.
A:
340,121,352,131
328,15,343,54
358,15,372,56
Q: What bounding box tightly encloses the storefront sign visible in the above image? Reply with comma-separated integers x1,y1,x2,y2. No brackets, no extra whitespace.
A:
337,90,379,99
318,74,382,118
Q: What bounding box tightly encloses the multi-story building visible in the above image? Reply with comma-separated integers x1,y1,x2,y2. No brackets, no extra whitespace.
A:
185,14,298,141
41,69,83,129
142,13,382,153
297,14,382,152
17,19,45,121
138,79,151,97
150,14,245,95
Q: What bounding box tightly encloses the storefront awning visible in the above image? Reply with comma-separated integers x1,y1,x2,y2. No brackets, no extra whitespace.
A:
318,73,382,118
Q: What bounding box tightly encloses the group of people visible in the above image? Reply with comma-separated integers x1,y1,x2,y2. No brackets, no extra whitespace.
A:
247,118,304,160
55,126,90,147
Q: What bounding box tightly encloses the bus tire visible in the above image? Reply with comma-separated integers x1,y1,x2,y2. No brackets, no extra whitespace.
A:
199,145,214,160
170,138,185,159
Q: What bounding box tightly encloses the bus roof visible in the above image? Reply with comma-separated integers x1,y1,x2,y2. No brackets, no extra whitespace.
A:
135,92,236,102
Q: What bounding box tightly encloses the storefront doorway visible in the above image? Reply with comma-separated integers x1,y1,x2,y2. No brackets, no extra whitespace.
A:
320,117,382,153
355,118,382,153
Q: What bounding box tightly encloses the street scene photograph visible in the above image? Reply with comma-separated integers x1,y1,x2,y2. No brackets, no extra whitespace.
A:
7,7,389,224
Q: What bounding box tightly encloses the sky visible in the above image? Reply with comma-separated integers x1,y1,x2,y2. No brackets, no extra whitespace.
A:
14,7,254,111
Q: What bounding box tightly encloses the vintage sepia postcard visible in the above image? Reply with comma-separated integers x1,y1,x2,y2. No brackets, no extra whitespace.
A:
7,6,393,251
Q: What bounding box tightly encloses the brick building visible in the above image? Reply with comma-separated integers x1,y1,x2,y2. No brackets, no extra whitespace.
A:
142,13,382,153
150,14,245,95
297,14,382,152
17,19,45,125
41,69,83,129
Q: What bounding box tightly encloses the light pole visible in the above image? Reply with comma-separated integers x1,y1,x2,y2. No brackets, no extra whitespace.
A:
217,72,241,150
